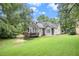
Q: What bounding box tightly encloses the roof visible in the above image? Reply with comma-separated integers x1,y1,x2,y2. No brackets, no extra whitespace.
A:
36,22,60,28
36,22,45,28
29,21,60,29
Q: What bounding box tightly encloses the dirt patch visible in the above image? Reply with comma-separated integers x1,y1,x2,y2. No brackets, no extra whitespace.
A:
16,34,24,39
15,34,25,43
15,39,25,43
12,39,25,48
13,34,25,47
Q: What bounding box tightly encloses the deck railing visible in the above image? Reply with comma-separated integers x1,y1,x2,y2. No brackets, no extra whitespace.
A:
23,32,39,38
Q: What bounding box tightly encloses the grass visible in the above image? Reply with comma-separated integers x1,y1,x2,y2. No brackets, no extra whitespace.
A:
0,35,79,56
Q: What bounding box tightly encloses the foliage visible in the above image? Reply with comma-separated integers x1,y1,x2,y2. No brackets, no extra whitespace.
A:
0,20,17,38
58,3,79,34
0,3,32,39
37,14,59,23
37,14,49,22
49,18,60,23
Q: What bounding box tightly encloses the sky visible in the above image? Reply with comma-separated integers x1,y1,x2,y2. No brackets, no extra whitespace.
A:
27,3,59,21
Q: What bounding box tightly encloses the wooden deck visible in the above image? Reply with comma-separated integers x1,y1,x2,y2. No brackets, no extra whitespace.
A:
23,32,39,38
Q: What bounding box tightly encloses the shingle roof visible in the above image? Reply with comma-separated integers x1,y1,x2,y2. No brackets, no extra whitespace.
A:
36,22,45,28
36,22,59,28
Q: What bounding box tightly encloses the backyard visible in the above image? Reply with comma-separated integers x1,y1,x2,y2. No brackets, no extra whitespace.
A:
0,35,79,56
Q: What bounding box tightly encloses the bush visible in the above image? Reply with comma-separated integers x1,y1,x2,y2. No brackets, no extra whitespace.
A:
0,21,17,39
69,31,76,35
68,28,76,35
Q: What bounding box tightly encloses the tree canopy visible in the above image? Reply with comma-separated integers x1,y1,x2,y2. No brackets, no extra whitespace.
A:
0,3,33,39
37,14,59,23
58,3,79,34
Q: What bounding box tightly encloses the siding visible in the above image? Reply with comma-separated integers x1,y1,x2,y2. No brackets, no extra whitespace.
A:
54,25,61,35
45,27,52,36
38,28,43,36
76,27,79,34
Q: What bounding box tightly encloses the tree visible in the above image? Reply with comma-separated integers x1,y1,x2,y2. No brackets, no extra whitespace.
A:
37,14,49,22
0,3,32,39
49,18,60,23
37,14,60,23
20,6,33,31
58,3,79,34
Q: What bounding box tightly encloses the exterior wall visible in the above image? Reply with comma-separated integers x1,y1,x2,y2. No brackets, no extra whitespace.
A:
28,26,43,36
45,27,52,36
29,27,33,33
29,27,38,33
54,25,61,35
28,23,61,36
76,27,79,34
38,28,43,36
76,22,79,34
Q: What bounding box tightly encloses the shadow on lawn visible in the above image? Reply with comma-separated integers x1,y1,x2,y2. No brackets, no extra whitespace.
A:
24,36,39,40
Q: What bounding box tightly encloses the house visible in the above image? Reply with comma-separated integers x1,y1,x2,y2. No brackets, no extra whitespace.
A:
76,21,79,34
27,22,61,37
72,21,79,35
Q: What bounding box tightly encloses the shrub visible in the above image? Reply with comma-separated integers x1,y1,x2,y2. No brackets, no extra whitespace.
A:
0,20,17,39
68,28,76,35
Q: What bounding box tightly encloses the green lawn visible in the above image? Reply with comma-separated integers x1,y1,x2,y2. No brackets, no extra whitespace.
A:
0,35,79,56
